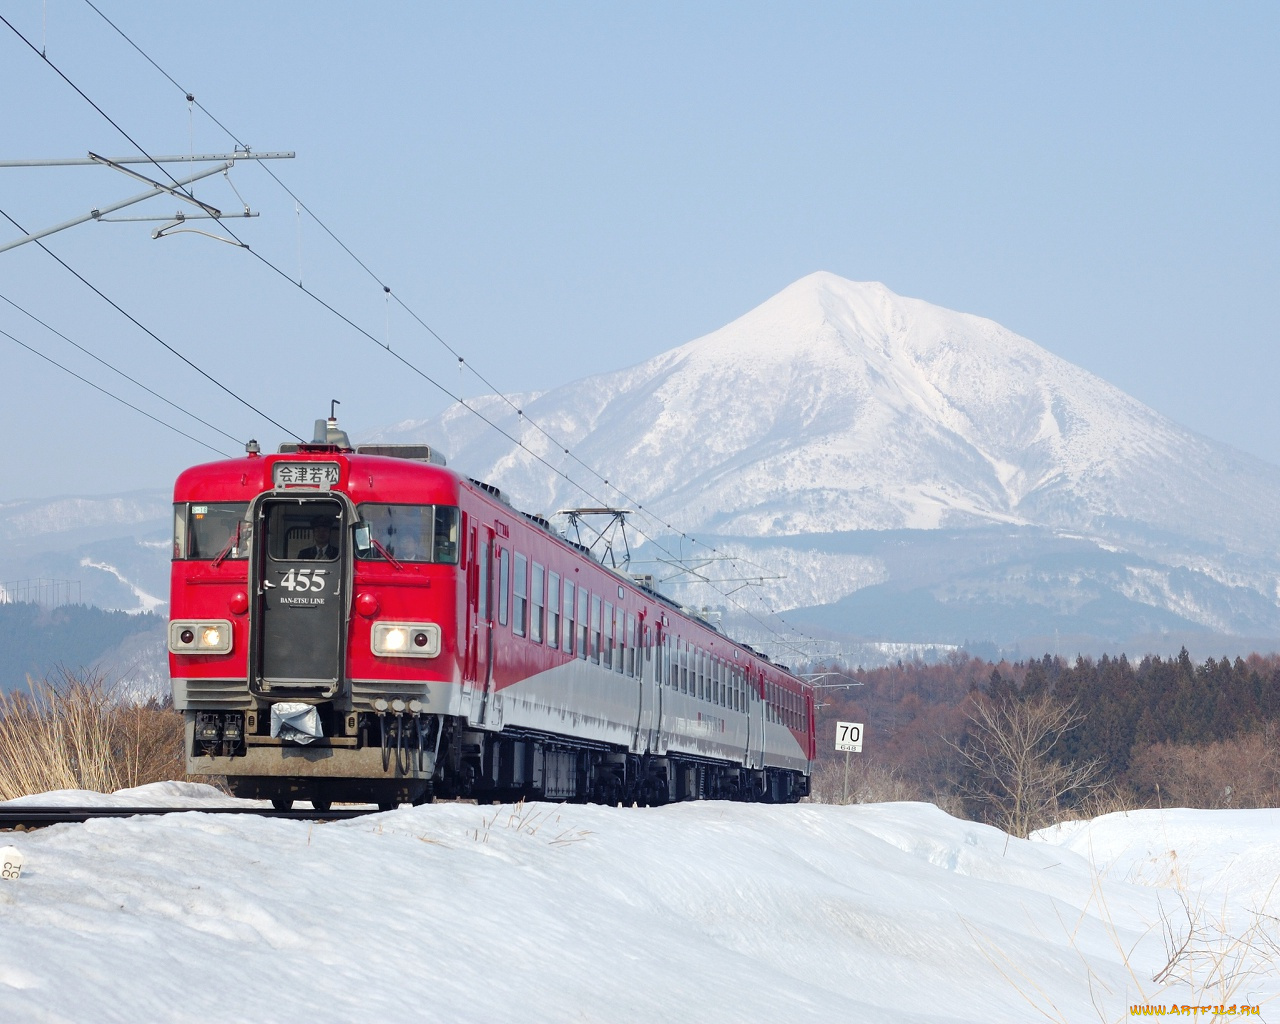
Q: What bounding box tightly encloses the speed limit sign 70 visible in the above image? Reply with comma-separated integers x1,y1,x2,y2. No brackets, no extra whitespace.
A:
835,721,863,752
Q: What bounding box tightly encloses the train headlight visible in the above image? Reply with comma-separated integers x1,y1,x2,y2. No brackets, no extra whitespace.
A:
372,621,440,659
169,619,234,654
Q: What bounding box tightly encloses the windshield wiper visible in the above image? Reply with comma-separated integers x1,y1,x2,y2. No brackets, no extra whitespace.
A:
212,521,242,568
369,536,403,571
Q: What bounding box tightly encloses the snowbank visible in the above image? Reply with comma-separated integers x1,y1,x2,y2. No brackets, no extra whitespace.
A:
0,790,1276,1022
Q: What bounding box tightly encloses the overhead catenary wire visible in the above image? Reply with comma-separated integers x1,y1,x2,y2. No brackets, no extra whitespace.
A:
0,325,231,458
35,3,830,659
0,204,304,444
0,289,244,447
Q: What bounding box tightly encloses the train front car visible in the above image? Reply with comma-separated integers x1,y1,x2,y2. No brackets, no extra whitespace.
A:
169,423,461,810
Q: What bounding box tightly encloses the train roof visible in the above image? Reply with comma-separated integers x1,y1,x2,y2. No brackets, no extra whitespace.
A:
173,444,462,505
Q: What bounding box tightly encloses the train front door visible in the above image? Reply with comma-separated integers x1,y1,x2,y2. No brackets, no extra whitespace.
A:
252,497,346,694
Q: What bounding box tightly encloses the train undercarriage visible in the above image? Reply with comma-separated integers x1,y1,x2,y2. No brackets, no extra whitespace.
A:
204,712,809,811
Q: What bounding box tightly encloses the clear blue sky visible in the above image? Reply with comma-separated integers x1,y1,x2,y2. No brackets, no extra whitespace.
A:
1,1,1276,499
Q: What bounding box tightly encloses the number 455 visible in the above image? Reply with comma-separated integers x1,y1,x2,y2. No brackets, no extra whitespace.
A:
281,568,326,592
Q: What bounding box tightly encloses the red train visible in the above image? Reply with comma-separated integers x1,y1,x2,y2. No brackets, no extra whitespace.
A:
169,415,815,809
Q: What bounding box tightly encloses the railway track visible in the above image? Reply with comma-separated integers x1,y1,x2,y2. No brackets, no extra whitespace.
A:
0,805,379,830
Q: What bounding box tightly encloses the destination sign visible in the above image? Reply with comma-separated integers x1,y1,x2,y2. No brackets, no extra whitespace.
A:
273,462,339,488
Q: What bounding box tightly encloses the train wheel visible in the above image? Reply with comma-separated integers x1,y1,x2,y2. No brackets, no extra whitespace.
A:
312,799,333,813
271,796,293,811
377,800,397,812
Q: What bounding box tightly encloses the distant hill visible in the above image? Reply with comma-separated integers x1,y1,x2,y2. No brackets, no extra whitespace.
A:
0,603,165,695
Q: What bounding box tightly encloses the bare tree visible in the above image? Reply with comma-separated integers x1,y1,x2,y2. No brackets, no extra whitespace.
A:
954,692,1105,837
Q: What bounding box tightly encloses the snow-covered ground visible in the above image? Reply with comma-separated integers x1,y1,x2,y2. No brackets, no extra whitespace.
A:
1,786,1277,1023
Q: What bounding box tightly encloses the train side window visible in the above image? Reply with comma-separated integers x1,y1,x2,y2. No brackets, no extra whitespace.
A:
498,547,510,628
680,642,689,694
530,561,544,643
563,580,575,654
698,650,707,701
512,553,528,638
614,607,624,675
173,505,186,559
626,615,636,677
590,595,602,663
546,570,559,648
434,506,459,564
577,588,589,659
479,538,490,620
603,602,613,669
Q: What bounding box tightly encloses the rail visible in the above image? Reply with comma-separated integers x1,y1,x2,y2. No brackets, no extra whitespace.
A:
0,805,378,830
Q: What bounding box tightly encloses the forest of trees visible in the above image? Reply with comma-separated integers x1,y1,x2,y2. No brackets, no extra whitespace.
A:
810,649,1280,833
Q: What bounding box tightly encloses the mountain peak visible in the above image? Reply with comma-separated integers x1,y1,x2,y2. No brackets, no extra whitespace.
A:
376,273,1280,553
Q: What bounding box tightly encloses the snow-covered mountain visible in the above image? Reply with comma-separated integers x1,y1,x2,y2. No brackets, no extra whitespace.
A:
9,274,1280,658
369,273,1280,655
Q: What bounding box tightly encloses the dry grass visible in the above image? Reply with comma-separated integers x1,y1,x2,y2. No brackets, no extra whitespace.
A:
470,799,593,847
1129,727,1280,810
0,670,183,800
810,756,930,805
